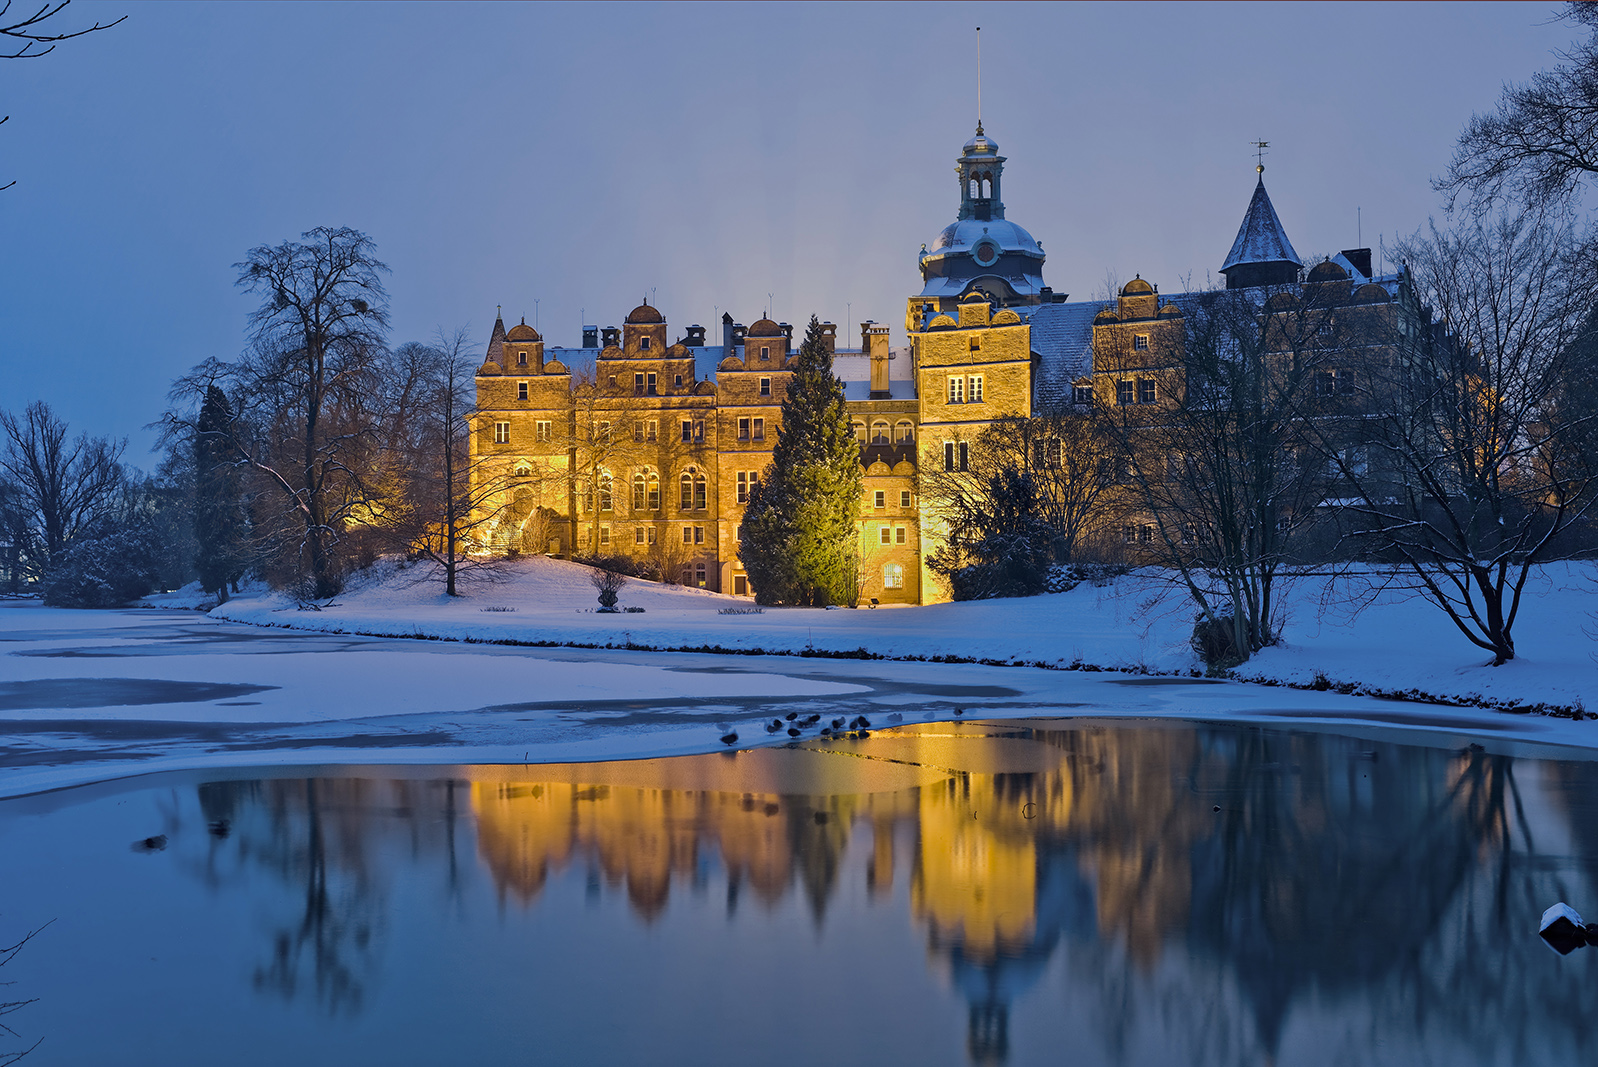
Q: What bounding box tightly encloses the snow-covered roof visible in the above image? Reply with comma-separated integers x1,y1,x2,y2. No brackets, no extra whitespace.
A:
1221,176,1301,273
835,349,915,401
1026,301,1101,410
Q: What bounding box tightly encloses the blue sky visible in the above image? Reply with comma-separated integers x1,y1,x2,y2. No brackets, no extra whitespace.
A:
0,1,1582,460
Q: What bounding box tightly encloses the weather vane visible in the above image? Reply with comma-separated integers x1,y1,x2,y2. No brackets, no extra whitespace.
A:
1253,140,1269,173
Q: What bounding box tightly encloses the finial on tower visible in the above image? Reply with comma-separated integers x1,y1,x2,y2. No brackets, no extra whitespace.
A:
1253,140,1269,174
976,26,982,132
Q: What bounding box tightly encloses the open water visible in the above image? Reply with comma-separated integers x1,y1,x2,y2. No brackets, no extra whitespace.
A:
2,718,1595,1066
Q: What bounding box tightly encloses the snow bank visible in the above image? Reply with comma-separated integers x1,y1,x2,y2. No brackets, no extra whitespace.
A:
208,556,1598,713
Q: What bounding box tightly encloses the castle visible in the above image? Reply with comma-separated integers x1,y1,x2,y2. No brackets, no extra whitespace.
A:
472,126,1420,603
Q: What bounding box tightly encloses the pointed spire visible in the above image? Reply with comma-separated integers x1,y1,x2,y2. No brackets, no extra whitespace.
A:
486,308,508,366
1221,174,1302,288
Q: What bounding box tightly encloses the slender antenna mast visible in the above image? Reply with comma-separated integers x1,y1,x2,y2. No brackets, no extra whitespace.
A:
1357,207,1362,249
976,27,982,129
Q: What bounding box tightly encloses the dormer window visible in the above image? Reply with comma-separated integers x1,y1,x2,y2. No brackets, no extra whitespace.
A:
640,337,651,351
760,346,769,361
517,350,527,366
1134,334,1149,351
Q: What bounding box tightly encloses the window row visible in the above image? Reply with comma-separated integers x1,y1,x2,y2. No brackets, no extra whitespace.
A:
871,489,914,509
874,524,910,545
1115,378,1158,405
852,420,915,444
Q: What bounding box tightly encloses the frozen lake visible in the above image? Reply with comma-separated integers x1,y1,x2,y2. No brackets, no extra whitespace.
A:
3,719,1597,1066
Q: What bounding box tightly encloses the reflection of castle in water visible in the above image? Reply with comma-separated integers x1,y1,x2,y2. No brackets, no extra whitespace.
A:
466,724,1545,1065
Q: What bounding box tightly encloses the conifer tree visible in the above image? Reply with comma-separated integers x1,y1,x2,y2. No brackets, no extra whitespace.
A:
738,315,863,606
194,384,249,603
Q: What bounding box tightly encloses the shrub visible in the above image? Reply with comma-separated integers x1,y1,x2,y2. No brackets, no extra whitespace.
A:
40,523,162,608
1191,613,1245,671
589,566,627,610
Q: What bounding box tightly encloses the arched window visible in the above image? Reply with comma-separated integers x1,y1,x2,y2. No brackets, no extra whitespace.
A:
852,420,866,442
871,421,890,444
598,471,613,512
694,471,707,510
632,472,646,511
895,421,914,444
968,177,980,198
514,462,532,480
883,563,904,589
680,471,693,511
647,471,660,510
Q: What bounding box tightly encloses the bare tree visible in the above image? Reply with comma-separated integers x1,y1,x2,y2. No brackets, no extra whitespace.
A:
0,400,125,571
1304,206,1598,664
1437,4,1598,210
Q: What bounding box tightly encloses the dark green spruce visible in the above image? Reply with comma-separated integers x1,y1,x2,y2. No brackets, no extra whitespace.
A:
738,315,863,606
193,385,249,603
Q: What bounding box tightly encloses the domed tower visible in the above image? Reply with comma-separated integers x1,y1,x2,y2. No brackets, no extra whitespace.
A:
908,125,1049,331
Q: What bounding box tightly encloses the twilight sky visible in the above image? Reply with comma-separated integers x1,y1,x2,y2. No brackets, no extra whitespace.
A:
0,1,1582,461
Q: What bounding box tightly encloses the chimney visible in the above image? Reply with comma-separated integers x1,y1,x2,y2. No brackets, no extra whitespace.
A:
863,321,891,398
601,326,620,349
721,312,735,354
779,322,793,341
683,324,706,347
582,325,599,348
1340,248,1373,279
819,322,837,356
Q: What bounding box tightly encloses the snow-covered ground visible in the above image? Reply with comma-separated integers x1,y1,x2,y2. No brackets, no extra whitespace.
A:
209,556,1598,713
2,556,1593,799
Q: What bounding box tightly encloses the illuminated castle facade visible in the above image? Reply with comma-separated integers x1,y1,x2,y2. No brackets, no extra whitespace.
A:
472,128,1418,603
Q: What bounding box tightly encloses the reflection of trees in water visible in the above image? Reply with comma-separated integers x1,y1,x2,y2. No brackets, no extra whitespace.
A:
193,778,469,1015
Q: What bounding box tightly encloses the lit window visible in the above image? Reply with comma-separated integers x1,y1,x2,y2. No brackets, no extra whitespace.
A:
493,421,510,444
517,381,528,401
883,563,904,589
895,422,914,444
948,377,965,404
900,490,911,507
853,421,866,441
598,473,613,512
695,562,707,587
597,421,611,443
969,336,981,351
752,418,764,442
632,473,646,511
1117,380,1135,405
1140,523,1154,543
874,490,885,508
759,377,770,396
515,463,532,479
1138,378,1156,404
872,422,889,444
968,375,984,403
647,473,660,510
879,526,891,545
1133,334,1149,351
536,421,552,442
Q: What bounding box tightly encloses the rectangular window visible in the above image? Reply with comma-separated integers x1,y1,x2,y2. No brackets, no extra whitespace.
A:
634,421,646,442
1133,334,1149,351
635,528,645,545
647,420,657,442
734,576,748,596
1138,378,1156,404
634,372,646,395
599,525,610,546
682,420,693,443
948,376,965,404
1074,385,1093,406
516,350,527,366
752,418,764,442
879,526,891,545
738,417,750,441
944,441,956,471
694,526,704,545
536,421,552,442
647,372,656,395
647,527,656,544
682,526,693,545
1140,523,1155,544
695,563,707,588
640,336,651,350
883,563,904,589
969,336,981,351
517,381,529,401
968,375,984,403
759,377,770,396
959,441,969,471
760,346,770,361
608,375,616,388
1117,380,1135,405
900,490,911,507
895,526,907,544
874,490,885,509
736,471,748,503
695,420,705,442
493,421,510,444
694,479,707,510
1123,524,1136,544
598,421,611,443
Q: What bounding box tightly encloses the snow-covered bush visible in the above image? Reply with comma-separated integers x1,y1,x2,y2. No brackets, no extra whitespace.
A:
1191,613,1245,671
40,522,161,608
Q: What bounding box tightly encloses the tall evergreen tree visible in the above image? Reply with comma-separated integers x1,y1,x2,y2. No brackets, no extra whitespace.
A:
194,385,248,603
739,315,863,606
